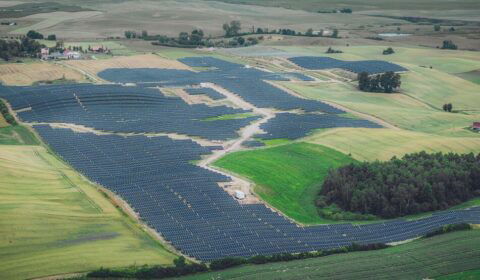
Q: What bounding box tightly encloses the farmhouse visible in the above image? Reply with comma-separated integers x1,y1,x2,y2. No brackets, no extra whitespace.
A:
472,122,480,131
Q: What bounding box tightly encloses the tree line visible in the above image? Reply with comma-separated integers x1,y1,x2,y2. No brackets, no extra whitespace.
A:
317,152,480,219
0,99,17,125
358,71,401,93
87,242,389,279
0,37,44,61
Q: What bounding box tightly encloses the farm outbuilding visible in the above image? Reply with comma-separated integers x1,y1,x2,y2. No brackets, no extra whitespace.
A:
472,122,480,131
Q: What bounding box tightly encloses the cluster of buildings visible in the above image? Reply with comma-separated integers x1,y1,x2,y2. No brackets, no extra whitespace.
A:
40,45,110,60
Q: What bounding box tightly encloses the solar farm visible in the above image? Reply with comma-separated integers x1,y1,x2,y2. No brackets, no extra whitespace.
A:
1,54,479,265
288,56,408,74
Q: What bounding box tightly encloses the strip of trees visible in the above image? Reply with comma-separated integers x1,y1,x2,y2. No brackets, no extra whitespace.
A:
0,99,17,125
317,152,480,219
87,242,389,279
358,71,401,93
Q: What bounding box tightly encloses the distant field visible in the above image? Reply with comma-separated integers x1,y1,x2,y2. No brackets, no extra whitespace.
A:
283,82,480,137
206,0,480,12
179,229,480,280
213,143,356,224
0,62,85,85
0,2,91,18
0,143,177,279
307,128,480,161
456,70,480,85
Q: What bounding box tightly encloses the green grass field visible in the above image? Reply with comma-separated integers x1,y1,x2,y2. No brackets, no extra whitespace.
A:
0,141,176,279
213,143,356,224
0,125,40,145
178,229,480,280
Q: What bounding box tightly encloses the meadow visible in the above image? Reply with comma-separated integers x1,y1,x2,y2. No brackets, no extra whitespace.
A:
178,229,480,280
0,128,177,279
213,143,356,224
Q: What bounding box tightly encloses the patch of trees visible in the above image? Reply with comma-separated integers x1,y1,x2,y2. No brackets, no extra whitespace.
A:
0,37,45,61
223,20,242,37
0,99,17,125
46,34,56,41
26,30,44,39
358,71,401,93
442,103,453,112
317,152,480,219
87,243,389,278
326,47,343,53
382,47,395,55
150,29,259,48
318,8,352,13
441,40,458,50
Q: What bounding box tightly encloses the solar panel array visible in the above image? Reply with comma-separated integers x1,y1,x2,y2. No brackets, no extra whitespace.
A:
98,57,342,113
0,57,476,262
32,126,480,261
288,57,408,74
0,84,258,141
257,113,382,140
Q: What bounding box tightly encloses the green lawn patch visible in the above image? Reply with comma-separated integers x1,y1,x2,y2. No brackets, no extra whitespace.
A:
213,143,356,224
0,125,40,145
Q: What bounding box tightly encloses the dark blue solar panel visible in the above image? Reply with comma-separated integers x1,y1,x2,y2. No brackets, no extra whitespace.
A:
289,57,408,74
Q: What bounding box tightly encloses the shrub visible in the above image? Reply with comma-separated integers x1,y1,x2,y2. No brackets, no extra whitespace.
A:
210,257,246,271
425,223,472,238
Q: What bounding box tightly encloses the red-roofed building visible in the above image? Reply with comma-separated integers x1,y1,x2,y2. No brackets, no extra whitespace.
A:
473,122,480,131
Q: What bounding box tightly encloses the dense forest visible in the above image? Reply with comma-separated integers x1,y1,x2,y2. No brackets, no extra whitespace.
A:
317,152,480,219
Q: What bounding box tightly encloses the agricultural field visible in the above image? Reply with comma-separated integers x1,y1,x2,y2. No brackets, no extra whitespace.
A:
0,130,177,280
0,62,86,85
64,53,191,78
0,0,479,278
178,229,480,280
213,143,356,224
307,128,480,162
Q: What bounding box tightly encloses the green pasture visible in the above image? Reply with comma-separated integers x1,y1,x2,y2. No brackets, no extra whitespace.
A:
0,125,40,145
0,144,176,279
456,70,480,85
213,143,356,224
282,82,480,136
179,229,480,280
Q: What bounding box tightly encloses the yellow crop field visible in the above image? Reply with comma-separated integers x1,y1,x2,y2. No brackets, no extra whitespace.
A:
65,54,192,77
307,128,480,161
0,145,177,279
0,63,85,85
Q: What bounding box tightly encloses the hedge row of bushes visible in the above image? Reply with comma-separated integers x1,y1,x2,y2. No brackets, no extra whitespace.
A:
0,99,17,125
86,243,389,279
87,257,208,279
424,223,472,238
86,223,472,279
